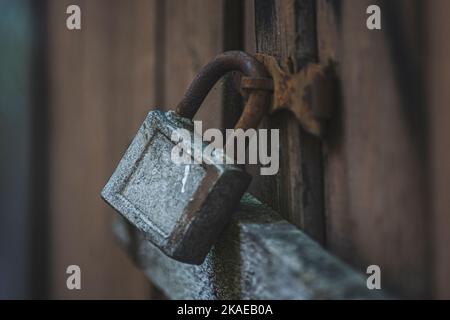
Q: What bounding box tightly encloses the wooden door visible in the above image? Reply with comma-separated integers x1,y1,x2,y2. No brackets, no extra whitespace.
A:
45,0,242,299
44,0,450,299
47,0,158,299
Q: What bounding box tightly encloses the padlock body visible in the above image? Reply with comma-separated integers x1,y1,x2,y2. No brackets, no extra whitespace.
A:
102,110,251,264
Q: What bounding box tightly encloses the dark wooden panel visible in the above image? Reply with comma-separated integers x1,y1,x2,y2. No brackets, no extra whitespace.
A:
428,0,450,300
163,0,225,130
47,0,155,299
244,0,256,54
249,0,325,243
317,0,430,298
47,0,244,298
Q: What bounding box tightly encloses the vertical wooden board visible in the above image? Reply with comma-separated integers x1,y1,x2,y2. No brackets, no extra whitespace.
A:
163,0,224,130
48,0,155,299
107,0,158,157
244,0,256,54
47,0,84,298
244,0,280,213
428,0,450,300
318,0,430,297
130,0,159,127
316,0,350,258
251,0,325,243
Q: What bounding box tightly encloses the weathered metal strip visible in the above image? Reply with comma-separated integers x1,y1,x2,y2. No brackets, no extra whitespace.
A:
114,194,386,300
253,54,335,137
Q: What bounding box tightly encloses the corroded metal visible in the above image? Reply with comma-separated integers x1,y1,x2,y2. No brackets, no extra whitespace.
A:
241,76,274,91
102,51,272,265
102,111,251,265
254,54,335,136
176,51,272,131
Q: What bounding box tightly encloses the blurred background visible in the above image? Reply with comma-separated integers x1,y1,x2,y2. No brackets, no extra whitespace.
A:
1,0,450,299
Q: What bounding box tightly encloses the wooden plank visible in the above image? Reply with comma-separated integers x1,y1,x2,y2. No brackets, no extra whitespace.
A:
162,0,225,130
317,0,430,298
244,0,256,54
428,0,450,300
47,0,155,299
116,194,385,300
249,0,325,243
161,0,244,130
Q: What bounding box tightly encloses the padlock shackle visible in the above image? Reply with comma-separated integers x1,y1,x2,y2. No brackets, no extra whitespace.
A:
175,51,272,131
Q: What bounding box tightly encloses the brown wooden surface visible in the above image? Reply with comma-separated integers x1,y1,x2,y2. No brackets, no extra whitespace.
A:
162,0,223,130
45,0,450,299
47,0,241,299
428,0,450,300
248,0,326,244
317,0,430,298
161,0,243,131
47,0,155,299
246,0,450,300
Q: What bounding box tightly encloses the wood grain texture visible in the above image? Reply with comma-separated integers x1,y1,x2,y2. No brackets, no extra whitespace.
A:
162,0,224,130
116,0,244,294
318,0,430,298
44,0,450,300
428,0,450,300
249,0,325,243
47,0,155,299
116,194,385,300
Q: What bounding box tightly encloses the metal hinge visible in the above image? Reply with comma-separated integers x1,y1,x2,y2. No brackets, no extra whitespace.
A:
242,54,336,137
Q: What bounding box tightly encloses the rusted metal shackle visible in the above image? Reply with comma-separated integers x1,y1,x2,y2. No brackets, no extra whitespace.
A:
175,51,273,131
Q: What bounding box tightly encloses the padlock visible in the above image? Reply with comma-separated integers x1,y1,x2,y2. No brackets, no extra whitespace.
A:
101,51,272,265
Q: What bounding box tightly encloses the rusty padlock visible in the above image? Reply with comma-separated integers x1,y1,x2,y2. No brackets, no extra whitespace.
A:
101,51,272,265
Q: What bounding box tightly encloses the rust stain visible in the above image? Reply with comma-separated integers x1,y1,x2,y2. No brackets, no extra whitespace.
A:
254,54,335,136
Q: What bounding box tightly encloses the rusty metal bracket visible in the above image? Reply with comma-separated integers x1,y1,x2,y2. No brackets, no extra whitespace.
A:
242,54,335,137
176,51,272,132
